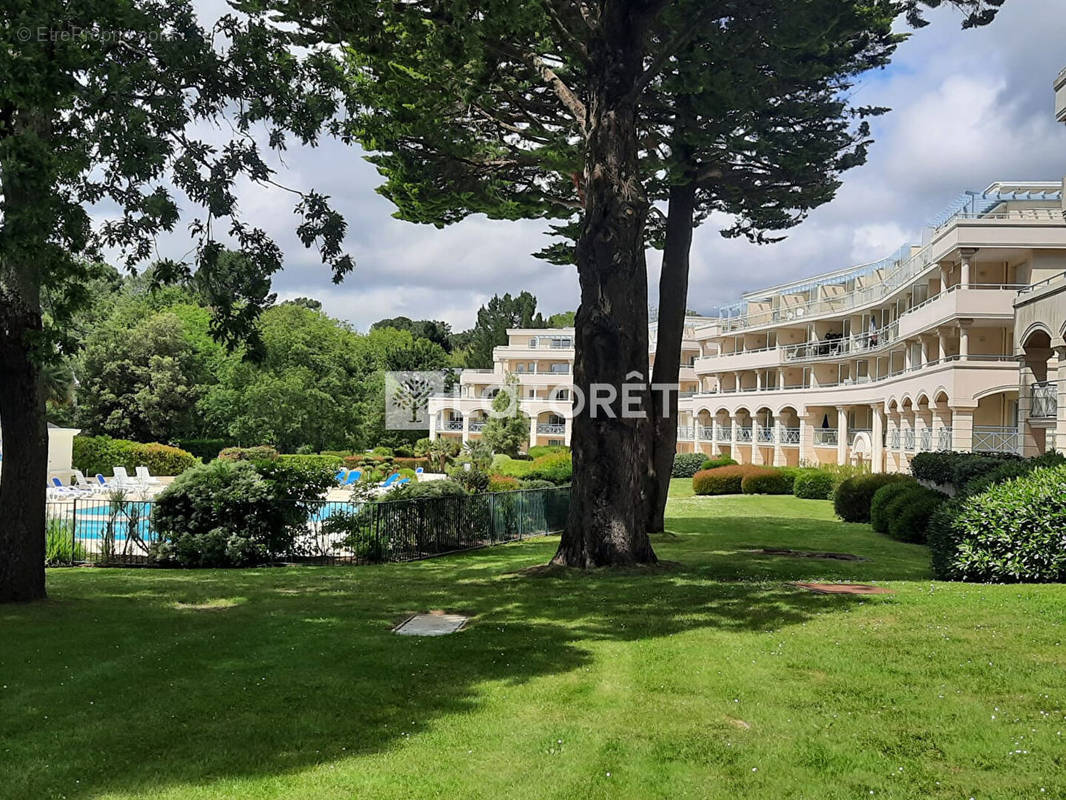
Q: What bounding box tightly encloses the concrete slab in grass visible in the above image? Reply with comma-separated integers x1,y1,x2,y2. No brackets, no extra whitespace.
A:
393,613,469,636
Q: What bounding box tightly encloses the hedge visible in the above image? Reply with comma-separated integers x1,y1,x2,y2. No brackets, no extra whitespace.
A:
218,446,280,462
870,479,919,533
671,452,707,478
929,465,1066,582
488,474,521,492
961,450,1065,496
700,456,738,471
793,470,834,500
693,465,766,496
277,453,346,470
526,451,572,484
910,450,1022,488
73,435,199,478
886,487,947,544
740,467,793,495
833,473,911,523
528,445,569,459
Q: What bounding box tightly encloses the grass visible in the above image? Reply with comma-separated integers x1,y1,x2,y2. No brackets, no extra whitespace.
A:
3,488,1066,799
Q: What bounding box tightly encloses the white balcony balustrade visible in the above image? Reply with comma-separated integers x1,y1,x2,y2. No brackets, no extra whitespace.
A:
813,429,838,447
937,427,953,451
755,425,775,444
972,426,1021,454
536,423,566,435
779,427,800,445
735,425,753,443
902,429,916,451
444,420,463,431
1030,382,1058,419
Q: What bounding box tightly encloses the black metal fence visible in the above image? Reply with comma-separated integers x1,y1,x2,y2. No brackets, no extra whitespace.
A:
44,485,571,567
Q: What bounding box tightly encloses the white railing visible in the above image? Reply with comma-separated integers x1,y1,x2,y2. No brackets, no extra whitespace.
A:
536,423,566,435
755,425,775,444
937,427,953,451
698,425,714,440
780,427,800,445
444,420,463,431
735,425,753,443
973,426,1021,455
716,423,732,440
918,429,932,452
847,428,872,446
813,429,838,447
469,421,485,432
902,429,915,451
889,429,901,449
676,426,694,440
1031,382,1058,419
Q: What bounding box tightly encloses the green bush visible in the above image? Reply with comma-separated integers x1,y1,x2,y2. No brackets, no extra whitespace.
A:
869,479,919,533
218,445,280,462
488,474,521,492
929,465,1066,582
174,438,232,463
528,445,569,459
692,465,765,496
886,487,947,544
44,516,86,565
277,453,345,470
73,435,199,477
492,455,534,478
526,451,572,484
833,473,911,523
371,446,394,457
150,459,334,567
700,456,738,471
911,450,1023,488
519,478,556,490
394,457,430,471
387,478,468,500
671,452,707,478
962,450,1065,496
447,464,491,493
740,467,792,495
793,470,834,500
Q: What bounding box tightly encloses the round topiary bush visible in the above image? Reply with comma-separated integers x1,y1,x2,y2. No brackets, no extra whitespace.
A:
700,455,738,471
693,465,763,495
671,452,708,478
886,487,947,544
928,465,1066,582
740,467,792,495
870,479,920,533
793,470,834,500
833,473,911,523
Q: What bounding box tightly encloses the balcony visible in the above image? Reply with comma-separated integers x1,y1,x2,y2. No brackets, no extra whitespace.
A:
1030,381,1058,420
755,425,775,444
813,429,838,447
676,426,694,440
443,420,463,432
779,427,800,445
902,429,915,451
972,426,1021,455
1056,66,1066,124
896,284,1022,340
469,421,485,432
697,425,714,440
536,423,566,435
937,427,953,451
735,425,753,443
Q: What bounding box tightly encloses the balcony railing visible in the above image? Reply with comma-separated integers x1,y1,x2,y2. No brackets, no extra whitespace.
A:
676,426,694,440
735,425,753,443
813,429,838,447
847,428,872,446
902,429,916,451
755,425,775,444
937,427,952,451
972,426,1021,455
889,429,901,449
1031,381,1058,419
469,421,486,432
444,420,463,431
536,423,566,435
918,429,932,452
697,425,714,440
780,427,800,445
715,423,732,440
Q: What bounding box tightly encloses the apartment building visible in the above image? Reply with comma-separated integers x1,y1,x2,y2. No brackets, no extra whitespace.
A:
428,316,712,449
428,179,1066,472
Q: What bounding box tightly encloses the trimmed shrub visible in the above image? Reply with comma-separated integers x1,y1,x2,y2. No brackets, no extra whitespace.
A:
371,446,394,457
740,467,792,495
526,451,572,484
962,450,1065,497
700,456,738,471
151,459,334,567
519,479,556,490
277,453,345,470
870,479,919,533
528,445,569,459
488,474,521,492
929,465,1066,582
908,451,957,485
834,473,911,523
174,438,232,463
73,435,199,478
493,455,534,478
218,445,280,462
886,487,947,544
793,470,834,500
394,457,430,471
388,478,468,500
692,465,764,496
671,452,707,478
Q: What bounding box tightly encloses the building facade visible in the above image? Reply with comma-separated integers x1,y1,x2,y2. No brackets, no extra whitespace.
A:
429,180,1066,472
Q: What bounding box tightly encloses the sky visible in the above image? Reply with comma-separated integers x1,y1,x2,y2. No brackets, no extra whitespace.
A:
173,0,1066,332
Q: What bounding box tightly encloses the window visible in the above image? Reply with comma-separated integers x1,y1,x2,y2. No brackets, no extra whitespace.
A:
553,389,570,400
550,363,570,374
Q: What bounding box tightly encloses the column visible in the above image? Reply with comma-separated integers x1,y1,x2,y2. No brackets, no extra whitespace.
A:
938,328,948,361
773,414,786,467
564,416,572,447
903,339,913,371
730,414,739,463
837,406,848,466
756,371,763,391
958,321,971,362
777,368,785,390
1057,347,1066,454
528,416,538,450
960,248,976,287
799,414,815,466
886,412,900,472
939,262,950,291
920,336,931,367
428,410,438,441
871,404,885,473
733,371,742,392
950,408,974,453
462,415,470,444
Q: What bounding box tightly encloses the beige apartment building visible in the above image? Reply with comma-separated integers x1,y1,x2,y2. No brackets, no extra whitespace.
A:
429,178,1066,473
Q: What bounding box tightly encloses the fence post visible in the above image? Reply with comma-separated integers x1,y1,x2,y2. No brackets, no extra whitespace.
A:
71,497,78,565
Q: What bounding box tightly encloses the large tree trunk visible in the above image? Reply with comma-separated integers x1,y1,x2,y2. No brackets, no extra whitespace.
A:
552,2,657,568
646,177,697,533
0,293,48,602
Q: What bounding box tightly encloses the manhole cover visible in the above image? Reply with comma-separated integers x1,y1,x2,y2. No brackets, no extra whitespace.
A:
393,613,469,636
790,582,893,595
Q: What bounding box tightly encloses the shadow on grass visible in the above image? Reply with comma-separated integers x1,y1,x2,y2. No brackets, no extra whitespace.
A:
1,511,889,798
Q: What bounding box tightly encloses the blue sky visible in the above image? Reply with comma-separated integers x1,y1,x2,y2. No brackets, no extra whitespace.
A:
178,0,1066,332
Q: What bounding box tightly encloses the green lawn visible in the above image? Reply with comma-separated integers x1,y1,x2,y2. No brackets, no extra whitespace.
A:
3,491,1065,799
